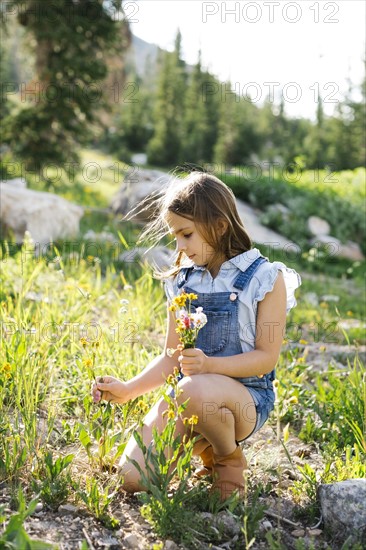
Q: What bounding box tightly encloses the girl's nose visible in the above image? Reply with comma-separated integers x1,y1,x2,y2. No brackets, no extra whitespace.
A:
177,239,186,252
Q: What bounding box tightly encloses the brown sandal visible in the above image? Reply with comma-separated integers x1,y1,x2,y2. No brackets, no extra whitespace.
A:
211,445,247,500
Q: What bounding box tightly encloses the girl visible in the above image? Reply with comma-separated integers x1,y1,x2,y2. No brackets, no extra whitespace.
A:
91,171,301,500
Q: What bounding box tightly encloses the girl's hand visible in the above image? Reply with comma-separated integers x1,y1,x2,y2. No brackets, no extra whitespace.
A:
178,348,208,375
91,375,130,404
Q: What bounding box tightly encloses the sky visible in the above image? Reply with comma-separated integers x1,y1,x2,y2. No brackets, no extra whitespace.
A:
129,0,365,120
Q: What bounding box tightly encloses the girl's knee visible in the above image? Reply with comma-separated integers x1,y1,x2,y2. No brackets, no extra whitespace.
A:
177,375,206,408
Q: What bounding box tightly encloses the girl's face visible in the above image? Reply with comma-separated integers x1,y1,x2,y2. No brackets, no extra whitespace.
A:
166,212,215,267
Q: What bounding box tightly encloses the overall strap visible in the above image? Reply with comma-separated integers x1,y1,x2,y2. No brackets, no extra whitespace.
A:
176,267,195,289
233,256,268,291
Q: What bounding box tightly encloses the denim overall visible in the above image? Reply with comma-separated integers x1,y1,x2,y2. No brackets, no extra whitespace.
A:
175,256,275,440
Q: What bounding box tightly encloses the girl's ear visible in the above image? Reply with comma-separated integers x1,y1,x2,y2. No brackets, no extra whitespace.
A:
216,218,228,236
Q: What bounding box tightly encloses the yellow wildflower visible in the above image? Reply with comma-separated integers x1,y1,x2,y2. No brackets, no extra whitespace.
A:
299,339,308,345
172,295,186,308
188,415,199,425
136,400,148,413
2,363,11,372
83,358,93,368
319,345,326,352
347,311,353,316
166,374,175,385
182,417,190,426
173,366,180,377
288,396,298,404
168,305,177,312
186,293,198,301
167,410,175,420
80,337,88,347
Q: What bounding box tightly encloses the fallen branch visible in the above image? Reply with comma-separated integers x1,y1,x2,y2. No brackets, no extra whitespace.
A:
82,527,96,550
265,509,301,528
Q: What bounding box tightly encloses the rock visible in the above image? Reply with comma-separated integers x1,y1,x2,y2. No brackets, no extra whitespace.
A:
310,235,364,261
200,512,215,522
216,511,241,536
271,203,291,216
0,183,83,248
321,294,340,302
236,199,300,250
164,540,179,550
110,169,300,250
34,502,43,513
57,504,79,516
292,529,305,538
123,533,142,548
2,177,27,188
337,240,365,261
261,520,273,531
318,479,366,536
119,245,174,270
110,168,178,223
83,230,116,242
303,292,318,306
96,536,120,547
307,216,330,237
131,153,147,165
308,529,323,537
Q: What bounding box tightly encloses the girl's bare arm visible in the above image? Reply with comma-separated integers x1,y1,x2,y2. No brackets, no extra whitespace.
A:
93,306,181,403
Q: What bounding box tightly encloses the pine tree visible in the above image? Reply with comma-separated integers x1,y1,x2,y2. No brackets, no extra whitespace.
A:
147,29,187,166
105,72,153,155
326,73,366,170
181,52,211,165
213,81,260,166
1,0,131,176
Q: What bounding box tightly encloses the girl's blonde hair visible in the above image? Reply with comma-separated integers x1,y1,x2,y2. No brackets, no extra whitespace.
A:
136,171,252,279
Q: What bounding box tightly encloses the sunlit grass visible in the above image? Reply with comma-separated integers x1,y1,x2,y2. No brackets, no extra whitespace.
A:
0,154,365,547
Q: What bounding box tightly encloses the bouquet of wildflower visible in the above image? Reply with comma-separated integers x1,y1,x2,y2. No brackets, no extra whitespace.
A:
167,291,207,356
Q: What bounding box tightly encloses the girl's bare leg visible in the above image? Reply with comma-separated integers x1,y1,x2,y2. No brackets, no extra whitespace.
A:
118,397,187,492
176,374,256,456
118,374,255,492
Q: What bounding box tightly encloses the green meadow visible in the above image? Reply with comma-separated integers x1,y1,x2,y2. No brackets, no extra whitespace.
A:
0,152,365,549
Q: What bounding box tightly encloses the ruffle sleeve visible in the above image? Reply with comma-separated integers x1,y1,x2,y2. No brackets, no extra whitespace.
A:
254,261,301,313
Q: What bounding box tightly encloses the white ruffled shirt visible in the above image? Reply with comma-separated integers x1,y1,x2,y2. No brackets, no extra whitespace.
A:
164,248,302,353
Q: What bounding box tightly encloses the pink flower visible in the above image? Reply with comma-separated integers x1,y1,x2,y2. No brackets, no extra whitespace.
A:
93,390,101,403
183,316,190,329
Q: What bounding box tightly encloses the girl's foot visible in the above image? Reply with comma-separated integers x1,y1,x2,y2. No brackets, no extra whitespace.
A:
211,445,247,501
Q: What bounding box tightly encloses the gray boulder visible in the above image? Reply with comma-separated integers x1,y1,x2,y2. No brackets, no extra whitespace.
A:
307,216,331,237
2,177,27,189
236,199,300,250
110,169,300,250
318,479,366,537
119,246,174,270
0,183,83,247
110,168,178,223
310,235,364,261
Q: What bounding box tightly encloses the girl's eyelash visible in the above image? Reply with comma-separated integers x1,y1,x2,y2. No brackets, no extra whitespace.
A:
184,234,192,239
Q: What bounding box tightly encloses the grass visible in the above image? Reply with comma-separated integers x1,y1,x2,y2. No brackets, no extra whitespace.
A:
0,150,365,548
1,235,365,548
220,166,366,255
